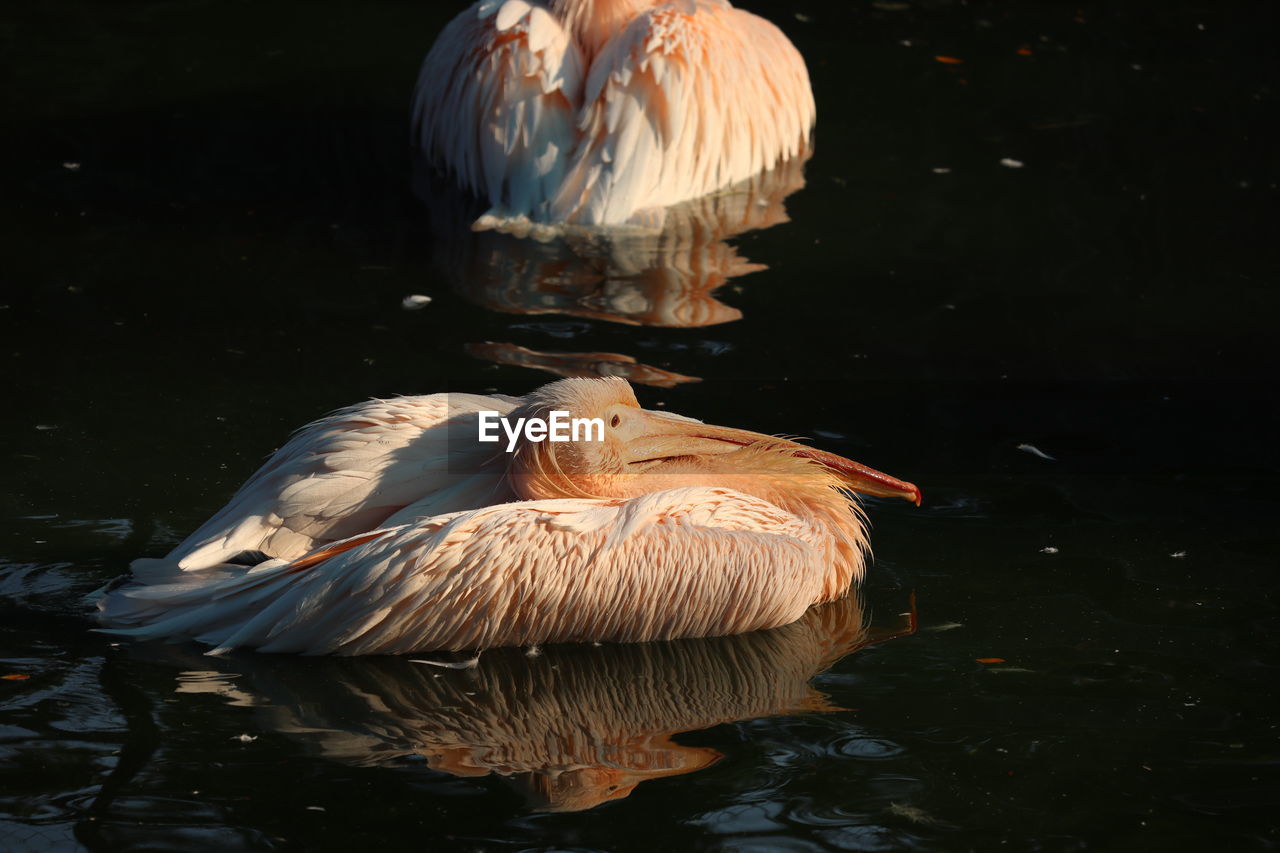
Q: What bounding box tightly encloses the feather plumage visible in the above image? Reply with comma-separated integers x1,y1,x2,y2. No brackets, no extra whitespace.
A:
413,0,815,227
101,487,837,655
96,378,919,655
164,392,521,573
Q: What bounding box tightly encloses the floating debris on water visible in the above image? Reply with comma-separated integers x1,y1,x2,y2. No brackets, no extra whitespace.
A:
401,294,433,310
887,802,956,829
62,162,81,172
1017,443,1056,460
232,733,258,743
1041,546,1060,554
932,167,952,174
924,622,964,632
1170,550,1187,558
1001,158,1026,169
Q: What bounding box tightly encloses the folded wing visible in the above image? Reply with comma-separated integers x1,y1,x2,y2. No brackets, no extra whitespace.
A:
158,393,519,573
100,487,835,655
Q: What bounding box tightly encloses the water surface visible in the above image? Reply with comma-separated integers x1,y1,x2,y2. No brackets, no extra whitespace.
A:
2,0,1277,850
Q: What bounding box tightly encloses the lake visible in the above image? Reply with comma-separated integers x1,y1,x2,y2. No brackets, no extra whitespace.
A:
2,1,1276,850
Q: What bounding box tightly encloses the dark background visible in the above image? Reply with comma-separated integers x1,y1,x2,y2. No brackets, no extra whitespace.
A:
2,1,1277,850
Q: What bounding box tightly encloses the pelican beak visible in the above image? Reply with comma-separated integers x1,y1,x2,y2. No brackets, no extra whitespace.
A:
627,410,922,506
785,443,923,506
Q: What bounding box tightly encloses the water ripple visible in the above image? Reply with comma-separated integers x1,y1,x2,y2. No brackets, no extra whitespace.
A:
828,733,906,762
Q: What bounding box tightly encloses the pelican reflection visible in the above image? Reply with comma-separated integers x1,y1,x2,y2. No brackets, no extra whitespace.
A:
417,150,810,387
464,341,701,388
173,594,911,812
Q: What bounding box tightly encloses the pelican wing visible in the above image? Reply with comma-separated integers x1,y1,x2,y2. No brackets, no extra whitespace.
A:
100,487,839,655
412,0,585,219
159,393,520,572
550,1,815,225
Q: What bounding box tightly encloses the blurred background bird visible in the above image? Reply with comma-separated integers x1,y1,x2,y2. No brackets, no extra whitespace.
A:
412,0,815,229
97,378,918,655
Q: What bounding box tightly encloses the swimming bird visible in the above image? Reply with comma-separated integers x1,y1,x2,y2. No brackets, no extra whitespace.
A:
412,0,815,228
97,378,918,655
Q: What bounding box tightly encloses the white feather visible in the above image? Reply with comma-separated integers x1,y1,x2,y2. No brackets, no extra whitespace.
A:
100,488,834,655
163,393,519,573
414,0,815,227
495,0,532,31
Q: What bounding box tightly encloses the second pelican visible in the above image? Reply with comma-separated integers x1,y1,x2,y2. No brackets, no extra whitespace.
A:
413,0,815,227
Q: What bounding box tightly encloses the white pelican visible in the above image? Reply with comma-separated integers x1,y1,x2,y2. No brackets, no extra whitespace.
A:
412,0,815,227
97,378,919,654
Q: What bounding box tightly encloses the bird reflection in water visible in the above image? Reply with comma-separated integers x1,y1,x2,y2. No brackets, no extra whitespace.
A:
173,593,911,812
464,341,701,388
416,148,810,387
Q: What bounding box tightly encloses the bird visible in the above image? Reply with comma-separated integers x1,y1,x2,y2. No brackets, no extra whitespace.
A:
96,378,919,655
412,0,816,228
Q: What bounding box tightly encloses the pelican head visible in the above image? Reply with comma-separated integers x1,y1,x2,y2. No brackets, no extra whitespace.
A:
505,378,921,511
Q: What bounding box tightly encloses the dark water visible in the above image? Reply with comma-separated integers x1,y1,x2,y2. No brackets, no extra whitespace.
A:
3,0,1277,849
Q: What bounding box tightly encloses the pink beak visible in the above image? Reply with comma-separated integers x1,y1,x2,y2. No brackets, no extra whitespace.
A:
634,411,922,506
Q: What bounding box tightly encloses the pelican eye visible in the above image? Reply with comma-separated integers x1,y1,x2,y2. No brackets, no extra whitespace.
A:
610,414,621,428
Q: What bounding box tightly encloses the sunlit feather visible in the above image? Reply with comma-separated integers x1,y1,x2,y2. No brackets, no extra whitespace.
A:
413,0,815,227
97,379,918,655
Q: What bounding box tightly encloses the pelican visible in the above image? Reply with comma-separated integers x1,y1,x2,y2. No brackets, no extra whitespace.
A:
412,0,815,228
96,378,919,655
